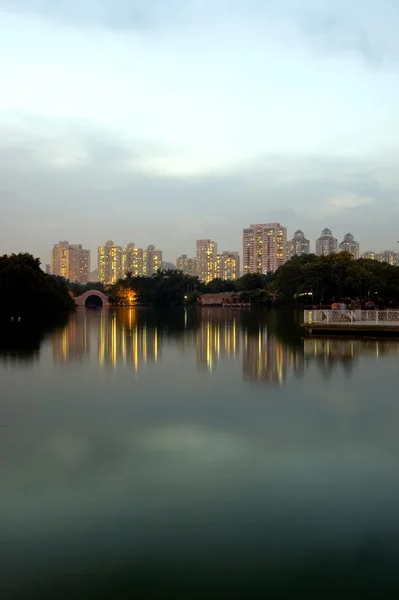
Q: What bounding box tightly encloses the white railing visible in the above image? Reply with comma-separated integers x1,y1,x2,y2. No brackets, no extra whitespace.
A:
304,309,399,326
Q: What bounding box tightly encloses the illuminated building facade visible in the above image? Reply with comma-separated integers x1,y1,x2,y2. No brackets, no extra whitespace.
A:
242,223,287,274
143,245,163,276
287,230,310,258
196,239,217,282
98,240,123,284
377,251,399,266
361,250,399,266
315,228,338,256
98,241,163,283
125,243,144,276
361,251,377,260
339,233,359,258
214,251,240,280
176,254,197,276
51,241,90,283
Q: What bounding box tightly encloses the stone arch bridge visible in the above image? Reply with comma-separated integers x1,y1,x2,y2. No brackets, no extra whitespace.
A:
74,290,110,307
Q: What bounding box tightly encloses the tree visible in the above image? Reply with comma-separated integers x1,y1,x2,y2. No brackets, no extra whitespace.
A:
0,253,75,321
237,273,272,291
270,253,399,306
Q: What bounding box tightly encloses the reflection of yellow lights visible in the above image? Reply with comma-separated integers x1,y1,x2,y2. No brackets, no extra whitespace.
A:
143,325,147,364
121,324,126,364
154,328,158,362
111,315,117,368
133,326,138,372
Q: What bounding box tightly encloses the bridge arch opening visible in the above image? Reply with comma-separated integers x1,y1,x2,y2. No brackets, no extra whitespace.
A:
84,294,103,308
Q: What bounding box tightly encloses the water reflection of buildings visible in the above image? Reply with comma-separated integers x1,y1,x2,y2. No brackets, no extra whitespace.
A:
243,329,304,384
52,317,90,363
196,308,239,371
52,309,399,382
52,310,160,370
98,310,160,370
304,338,399,377
196,309,304,384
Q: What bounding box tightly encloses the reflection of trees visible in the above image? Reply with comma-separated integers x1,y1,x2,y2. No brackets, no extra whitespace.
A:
304,338,399,379
196,309,304,384
44,307,399,382
0,317,68,364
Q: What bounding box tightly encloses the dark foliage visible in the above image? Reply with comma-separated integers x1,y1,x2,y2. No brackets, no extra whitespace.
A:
0,253,75,321
269,253,399,306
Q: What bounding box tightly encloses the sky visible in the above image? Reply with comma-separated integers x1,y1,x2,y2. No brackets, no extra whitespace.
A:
1,0,399,266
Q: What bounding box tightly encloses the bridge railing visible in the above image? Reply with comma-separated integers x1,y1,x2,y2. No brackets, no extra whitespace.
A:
304,309,399,326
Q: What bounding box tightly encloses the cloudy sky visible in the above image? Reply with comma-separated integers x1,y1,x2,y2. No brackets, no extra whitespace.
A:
1,0,399,266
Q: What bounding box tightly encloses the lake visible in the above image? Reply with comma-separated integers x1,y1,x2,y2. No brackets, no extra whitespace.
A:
1,307,399,599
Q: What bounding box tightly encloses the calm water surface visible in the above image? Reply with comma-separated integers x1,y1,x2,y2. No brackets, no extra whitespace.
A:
1,308,399,599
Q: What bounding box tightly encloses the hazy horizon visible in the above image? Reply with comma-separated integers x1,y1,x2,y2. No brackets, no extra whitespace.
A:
1,0,399,265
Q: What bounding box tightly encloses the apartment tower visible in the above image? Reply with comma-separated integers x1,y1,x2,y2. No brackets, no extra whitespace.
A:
339,233,359,259
315,229,338,256
51,241,90,283
287,230,310,258
242,223,287,274
196,239,217,282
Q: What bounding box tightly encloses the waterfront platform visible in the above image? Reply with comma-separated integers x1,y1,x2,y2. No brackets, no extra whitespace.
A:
303,309,399,336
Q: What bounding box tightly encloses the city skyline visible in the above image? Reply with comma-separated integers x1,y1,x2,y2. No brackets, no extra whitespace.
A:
1,1,399,266
49,225,399,283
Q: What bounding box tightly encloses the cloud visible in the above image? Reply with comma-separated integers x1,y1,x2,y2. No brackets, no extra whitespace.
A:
0,0,153,31
302,14,385,66
0,115,399,262
324,193,375,213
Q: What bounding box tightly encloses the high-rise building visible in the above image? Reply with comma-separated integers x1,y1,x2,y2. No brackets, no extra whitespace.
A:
98,240,123,284
99,242,163,282
361,250,399,266
68,245,90,283
45,264,52,275
51,241,69,279
287,230,310,258
214,251,240,280
242,227,255,274
143,245,163,276
125,243,145,276
242,223,287,274
196,239,217,282
377,251,399,266
361,251,377,260
339,233,359,259
176,254,197,277
51,241,90,283
315,229,338,256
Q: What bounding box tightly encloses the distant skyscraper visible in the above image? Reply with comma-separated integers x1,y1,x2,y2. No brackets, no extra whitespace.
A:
196,239,217,282
214,251,240,280
98,240,123,284
98,242,163,282
242,223,287,274
287,230,310,258
144,245,162,276
361,250,399,266
242,227,255,274
68,245,90,283
51,241,69,279
51,241,90,283
315,229,338,256
45,264,52,275
125,243,145,276
176,254,197,277
361,251,377,260
339,233,359,258
377,251,399,266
